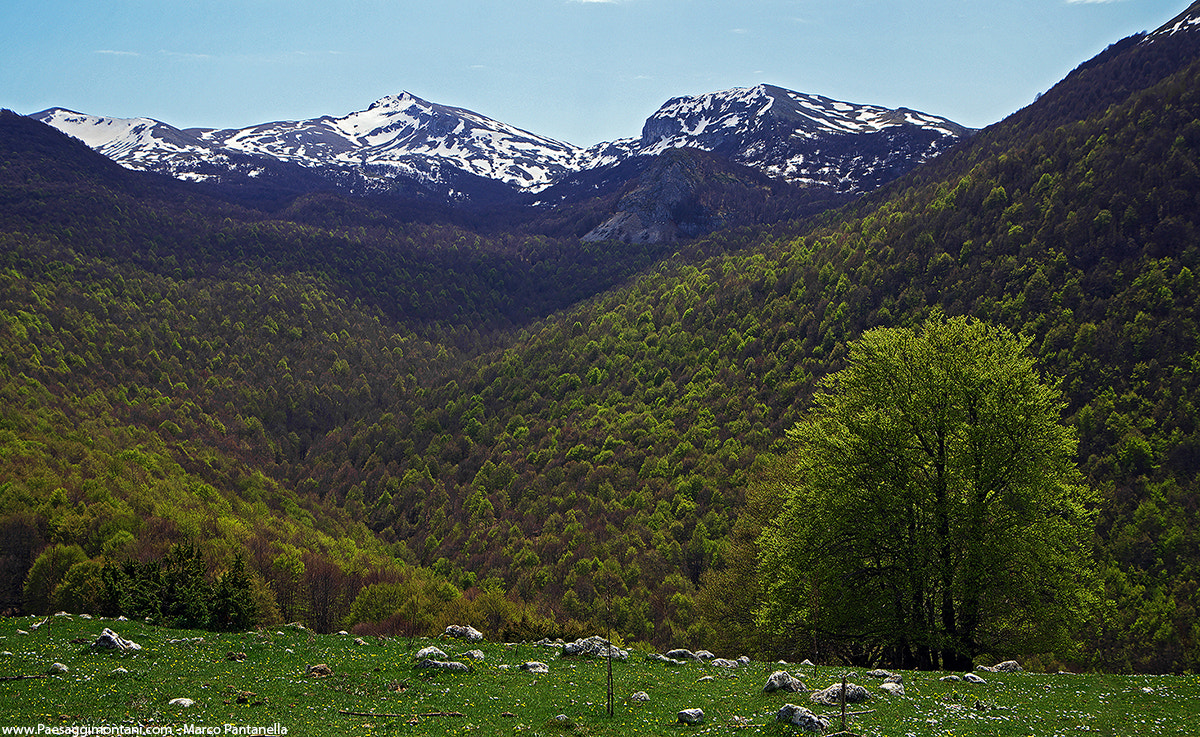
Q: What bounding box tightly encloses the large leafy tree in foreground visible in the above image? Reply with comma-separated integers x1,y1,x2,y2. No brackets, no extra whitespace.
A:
757,314,1097,670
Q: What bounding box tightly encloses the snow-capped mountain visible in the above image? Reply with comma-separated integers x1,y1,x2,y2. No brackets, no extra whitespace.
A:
629,84,970,193
34,84,970,202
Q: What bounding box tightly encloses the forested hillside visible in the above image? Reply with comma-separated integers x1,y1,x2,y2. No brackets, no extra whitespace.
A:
3,7,1200,674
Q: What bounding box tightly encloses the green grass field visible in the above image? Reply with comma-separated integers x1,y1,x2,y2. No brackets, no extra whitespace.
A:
0,615,1196,736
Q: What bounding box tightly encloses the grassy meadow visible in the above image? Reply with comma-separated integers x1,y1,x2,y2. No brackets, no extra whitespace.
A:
0,615,1196,736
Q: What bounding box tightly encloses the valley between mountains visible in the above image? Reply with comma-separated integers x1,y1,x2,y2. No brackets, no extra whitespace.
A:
3,1,1200,677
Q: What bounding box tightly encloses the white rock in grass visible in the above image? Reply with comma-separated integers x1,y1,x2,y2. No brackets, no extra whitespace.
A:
168,698,195,708
994,660,1023,672
519,661,549,674
777,704,829,733
414,646,447,661
880,681,906,696
47,663,69,674
677,708,705,725
630,691,650,702
764,670,807,693
93,628,142,652
963,673,987,684
465,649,486,661
810,682,871,705
940,675,962,682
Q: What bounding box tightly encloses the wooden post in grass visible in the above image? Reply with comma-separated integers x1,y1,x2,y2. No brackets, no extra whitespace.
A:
606,606,614,718
841,674,847,733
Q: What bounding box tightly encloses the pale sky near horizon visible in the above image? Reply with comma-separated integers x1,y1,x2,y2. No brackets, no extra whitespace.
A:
0,0,1191,146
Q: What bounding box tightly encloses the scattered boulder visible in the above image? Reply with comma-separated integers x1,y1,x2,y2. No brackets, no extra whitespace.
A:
444,624,484,642
111,667,129,677
47,662,69,675
710,658,739,668
562,635,628,660
994,660,1023,672
866,669,895,679
415,646,447,661
415,659,469,672
307,664,333,678
666,648,697,661
647,653,687,666
777,704,829,733
630,691,650,703
167,637,204,646
963,673,987,684
677,708,705,725
353,638,367,646
810,682,871,706
465,649,486,661
92,628,142,652
940,675,962,682
764,670,807,693
519,661,549,674
880,682,906,696
695,650,715,660
799,659,816,667
168,698,195,708
737,656,751,666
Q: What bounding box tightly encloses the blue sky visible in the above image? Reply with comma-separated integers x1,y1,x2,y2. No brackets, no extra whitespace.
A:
1,0,1190,146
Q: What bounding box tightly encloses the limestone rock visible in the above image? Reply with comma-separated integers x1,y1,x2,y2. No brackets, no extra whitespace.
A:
994,660,1023,672
414,646,447,661
93,628,142,652
647,653,687,666
520,661,549,674
710,658,739,668
963,673,987,684
47,662,69,675
880,681,906,696
764,670,807,693
307,663,333,678
562,635,627,660
465,649,486,661
444,624,484,642
810,682,871,706
168,698,195,708
777,704,829,733
666,648,697,661
415,658,469,672
677,708,705,725
630,691,650,702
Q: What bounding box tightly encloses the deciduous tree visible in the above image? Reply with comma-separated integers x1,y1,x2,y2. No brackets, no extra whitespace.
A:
757,313,1097,669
